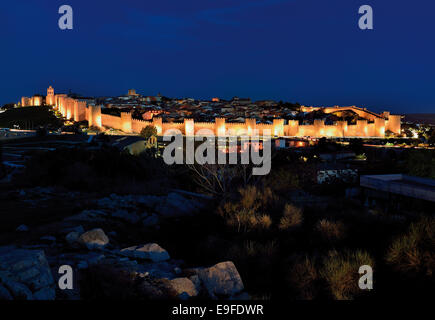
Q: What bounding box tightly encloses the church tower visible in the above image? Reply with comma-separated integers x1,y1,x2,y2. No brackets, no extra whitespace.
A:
46,86,55,105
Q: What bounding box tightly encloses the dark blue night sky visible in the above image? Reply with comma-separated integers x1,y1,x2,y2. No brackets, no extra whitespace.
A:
1,0,434,113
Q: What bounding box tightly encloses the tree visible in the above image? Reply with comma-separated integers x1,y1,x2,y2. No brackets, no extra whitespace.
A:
1,103,15,110
187,163,258,195
385,130,395,138
140,125,157,139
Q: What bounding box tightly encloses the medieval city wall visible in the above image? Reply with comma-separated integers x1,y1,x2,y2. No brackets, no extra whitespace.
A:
21,87,402,138
101,113,122,130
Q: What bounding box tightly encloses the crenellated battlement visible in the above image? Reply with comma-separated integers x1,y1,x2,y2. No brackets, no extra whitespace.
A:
20,86,402,138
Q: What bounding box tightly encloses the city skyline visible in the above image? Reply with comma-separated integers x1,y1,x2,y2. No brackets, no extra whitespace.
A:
1,0,435,114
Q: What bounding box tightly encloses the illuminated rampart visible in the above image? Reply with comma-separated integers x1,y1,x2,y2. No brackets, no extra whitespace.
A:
22,87,402,138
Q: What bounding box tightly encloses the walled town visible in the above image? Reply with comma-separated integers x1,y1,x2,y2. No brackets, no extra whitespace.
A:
0,86,433,303
21,86,401,138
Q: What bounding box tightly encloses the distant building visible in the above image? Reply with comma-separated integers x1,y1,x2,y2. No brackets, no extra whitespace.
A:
128,89,139,96
46,86,55,105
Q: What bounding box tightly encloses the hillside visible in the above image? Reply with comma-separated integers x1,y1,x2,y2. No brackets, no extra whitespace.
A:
404,113,435,125
0,106,61,129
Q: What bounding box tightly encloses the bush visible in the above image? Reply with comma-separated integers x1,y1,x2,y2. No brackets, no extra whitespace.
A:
316,219,346,243
259,215,273,229
228,240,278,260
218,186,277,232
89,125,101,133
386,216,434,276
286,255,319,300
320,250,374,300
279,204,303,230
140,125,157,139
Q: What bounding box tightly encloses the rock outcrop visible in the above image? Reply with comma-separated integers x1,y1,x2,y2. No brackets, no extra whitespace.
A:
120,243,170,262
0,247,55,300
192,261,245,299
78,228,109,249
169,277,198,299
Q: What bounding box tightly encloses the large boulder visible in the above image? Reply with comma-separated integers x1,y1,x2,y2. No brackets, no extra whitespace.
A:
0,247,55,300
169,277,198,299
120,243,170,262
78,228,109,249
196,261,244,299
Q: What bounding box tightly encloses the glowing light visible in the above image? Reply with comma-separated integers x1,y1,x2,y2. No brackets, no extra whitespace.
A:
96,115,102,128
156,125,162,135
218,125,225,136
247,126,252,136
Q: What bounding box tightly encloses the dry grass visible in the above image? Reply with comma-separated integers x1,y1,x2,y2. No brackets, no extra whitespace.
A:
320,250,374,300
259,214,273,229
386,216,434,276
228,240,278,260
218,186,276,232
316,219,347,242
279,203,303,230
286,255,319,300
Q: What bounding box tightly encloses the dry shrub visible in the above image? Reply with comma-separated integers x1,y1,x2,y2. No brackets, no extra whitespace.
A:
279,203,303,230
320,250,374,300
286,255,319,300
218,186,277,232
386,216,434,276
227,240,277,261
259,215,273,229
316,219,346,242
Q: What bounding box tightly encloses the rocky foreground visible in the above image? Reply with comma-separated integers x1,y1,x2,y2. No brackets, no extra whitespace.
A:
0,187,248,300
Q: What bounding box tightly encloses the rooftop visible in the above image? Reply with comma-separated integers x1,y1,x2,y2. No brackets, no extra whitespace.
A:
360,174,435,202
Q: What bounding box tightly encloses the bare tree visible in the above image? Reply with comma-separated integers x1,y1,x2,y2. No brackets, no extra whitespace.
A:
187,163,258,196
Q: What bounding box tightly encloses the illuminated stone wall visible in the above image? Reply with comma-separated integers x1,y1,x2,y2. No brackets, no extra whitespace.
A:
70,106,401,138
24,86,402,138
74,101,87,122
21,97,31,107
385,115,401,135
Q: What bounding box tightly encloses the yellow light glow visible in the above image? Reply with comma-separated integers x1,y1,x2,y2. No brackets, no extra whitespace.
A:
247,126,252,136
218,126,225,136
